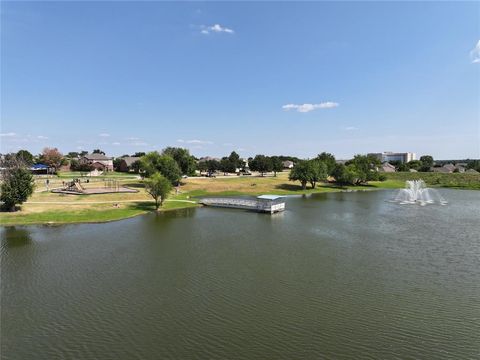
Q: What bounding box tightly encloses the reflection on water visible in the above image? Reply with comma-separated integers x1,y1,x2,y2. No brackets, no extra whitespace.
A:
1,189,479,360
1,226,32,248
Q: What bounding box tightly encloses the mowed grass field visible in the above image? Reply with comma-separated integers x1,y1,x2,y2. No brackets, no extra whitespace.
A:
1,175,196,226
2,170,477,226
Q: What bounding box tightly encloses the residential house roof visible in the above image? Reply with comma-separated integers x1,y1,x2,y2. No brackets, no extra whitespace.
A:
122,156,141,167
83,153,112,161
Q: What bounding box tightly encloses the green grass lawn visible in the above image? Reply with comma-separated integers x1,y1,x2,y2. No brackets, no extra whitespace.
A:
383,172,480,190
3,170,477,226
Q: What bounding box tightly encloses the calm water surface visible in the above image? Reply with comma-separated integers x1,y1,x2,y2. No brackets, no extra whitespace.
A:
1,189,480,359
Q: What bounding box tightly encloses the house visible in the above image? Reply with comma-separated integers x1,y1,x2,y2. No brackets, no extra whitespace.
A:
432,166,452,173
282,160,294,169
79,153,114,171
442,163,456,172
118,157,141,172
466,168,479,174
378,162,396,172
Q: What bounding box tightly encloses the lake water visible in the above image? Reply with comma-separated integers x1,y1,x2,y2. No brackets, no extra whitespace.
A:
1,189,480,359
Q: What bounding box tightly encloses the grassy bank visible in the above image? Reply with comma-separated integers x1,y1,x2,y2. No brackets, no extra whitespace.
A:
2,170,477,226
383,172,480,190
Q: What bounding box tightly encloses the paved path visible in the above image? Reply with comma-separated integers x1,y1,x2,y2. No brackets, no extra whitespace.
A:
26,199,197,205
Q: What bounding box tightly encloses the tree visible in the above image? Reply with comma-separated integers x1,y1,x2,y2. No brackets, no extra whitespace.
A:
16,150,34,166
133,152,146,157
92,149,105,155
40,147,63,170
289,161,313,190
228,151,242,169
249,155,273,176
140,152,182,185
113,158,123,171
162,147,197,176
467,160,480,172
345,154,380,184
144,172,172,210
220,157,236,175
332,163,358,185
309,160,328,188
316,152,336,175
270,156,283,176
130,160,142,174
407,160,422,171
420,155,434,172
67,152,79,158
206,160,220,174
197,161,208,174
0,156,34,211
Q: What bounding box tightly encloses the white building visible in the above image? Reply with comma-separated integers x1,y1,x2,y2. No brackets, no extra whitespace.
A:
368,152,416,164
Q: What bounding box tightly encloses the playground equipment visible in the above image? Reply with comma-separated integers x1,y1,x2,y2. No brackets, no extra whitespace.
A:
104,179,120,192
64,179,85,193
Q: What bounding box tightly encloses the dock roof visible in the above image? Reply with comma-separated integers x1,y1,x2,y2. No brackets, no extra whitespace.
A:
257,195,284,200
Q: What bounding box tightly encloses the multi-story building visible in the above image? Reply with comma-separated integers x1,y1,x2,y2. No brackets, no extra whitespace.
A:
368,152,416,164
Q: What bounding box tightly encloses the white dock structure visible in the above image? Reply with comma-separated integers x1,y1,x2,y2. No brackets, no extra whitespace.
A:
200,195,285,214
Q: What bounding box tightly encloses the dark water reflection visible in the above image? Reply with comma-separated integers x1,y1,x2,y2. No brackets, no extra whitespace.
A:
1,189,479,359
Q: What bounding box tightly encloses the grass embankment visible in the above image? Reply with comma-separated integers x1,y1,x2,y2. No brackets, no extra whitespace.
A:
1,175,196,226
383,172,480,190
2,170,477,226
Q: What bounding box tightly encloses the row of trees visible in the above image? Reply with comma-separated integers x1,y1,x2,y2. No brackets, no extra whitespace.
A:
388,155,434,172
288,153,385,189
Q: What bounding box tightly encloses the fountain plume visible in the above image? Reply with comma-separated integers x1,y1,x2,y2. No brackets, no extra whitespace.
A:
393,180,447,206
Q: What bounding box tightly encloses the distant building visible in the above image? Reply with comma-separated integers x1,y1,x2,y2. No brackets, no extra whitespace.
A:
118,156,141,172
282,160,294,169
378,162,396,172
466,168,479,174
79,153,114,171
368,152,416,163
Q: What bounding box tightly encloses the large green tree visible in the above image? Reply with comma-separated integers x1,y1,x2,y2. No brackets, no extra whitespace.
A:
270,156,283,176
0,157,35,211
162,147,197,176
140,152,182,185
16,150,34,166
309,160,328,188
316,152,336,175
144,172,172,210
249,155,273,176
419,155,434,172
289,160,313,190
220,157,236,175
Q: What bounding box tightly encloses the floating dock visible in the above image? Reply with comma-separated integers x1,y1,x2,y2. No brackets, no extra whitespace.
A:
200,195,285,214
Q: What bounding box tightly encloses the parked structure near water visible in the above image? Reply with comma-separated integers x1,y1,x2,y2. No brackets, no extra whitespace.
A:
200,195,285,213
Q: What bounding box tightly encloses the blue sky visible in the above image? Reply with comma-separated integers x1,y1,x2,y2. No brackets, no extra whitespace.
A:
1,1,479,159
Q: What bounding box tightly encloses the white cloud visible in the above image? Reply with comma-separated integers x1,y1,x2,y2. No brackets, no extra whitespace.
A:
282,102,339,113
343,126,357,131
131,141,148,146
37,135,48,140
99,133,110,137
126,137,139,141
0,132,16,137
177,139,213,145
470,40,480,63
112,142,121,146
223,142,234,146
201,24,234,35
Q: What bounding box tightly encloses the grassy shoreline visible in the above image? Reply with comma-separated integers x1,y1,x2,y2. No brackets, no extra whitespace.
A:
1,171,478,226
